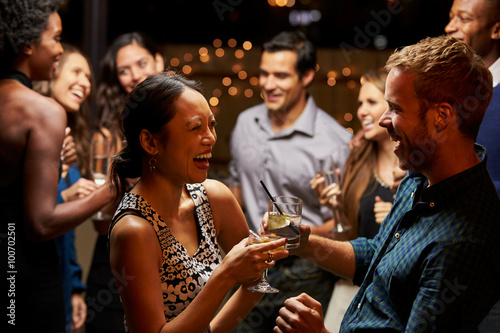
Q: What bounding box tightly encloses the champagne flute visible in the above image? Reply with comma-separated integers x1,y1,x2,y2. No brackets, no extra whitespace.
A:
324,169,352,233
247,232,285,293
90,139,111,220
90,139,111,186
316,154,351,233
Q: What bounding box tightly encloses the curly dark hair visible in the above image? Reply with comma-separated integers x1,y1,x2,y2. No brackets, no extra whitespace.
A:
0,0,63,70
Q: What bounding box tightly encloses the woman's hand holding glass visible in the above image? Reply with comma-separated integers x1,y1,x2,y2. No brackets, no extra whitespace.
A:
217,236,288,288
310,168,344,211
311,167,351,233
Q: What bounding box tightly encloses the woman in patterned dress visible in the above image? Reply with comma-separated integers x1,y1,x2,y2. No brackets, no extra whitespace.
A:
108,72,288,333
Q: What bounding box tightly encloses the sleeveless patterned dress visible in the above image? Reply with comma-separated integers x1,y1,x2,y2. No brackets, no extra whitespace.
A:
109,183,220,330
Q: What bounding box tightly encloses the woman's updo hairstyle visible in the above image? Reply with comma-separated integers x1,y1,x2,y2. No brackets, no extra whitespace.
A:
109,72,202,196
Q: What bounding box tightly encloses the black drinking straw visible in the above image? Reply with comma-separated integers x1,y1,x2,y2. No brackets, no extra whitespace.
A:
260,180,299,235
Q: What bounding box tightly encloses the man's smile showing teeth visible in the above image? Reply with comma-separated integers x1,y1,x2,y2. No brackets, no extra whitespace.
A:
390,136,401,148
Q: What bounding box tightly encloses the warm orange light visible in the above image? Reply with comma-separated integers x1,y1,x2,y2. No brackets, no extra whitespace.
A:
200,54,210,63
327,77,336,86
213,88,222,98
235,49,244,59
213,39,222,48
199,47,208,56
342,67,351,77
215,48,225,57
238,71,248,80
347,80,356,89
344,113,353,122
228,38,237,48
222,77,232,86
244,88,254,98
182,65,192,75
228,86,238,96
243,41,252,50
249,76,259,86
183,53,193,62
232,64,242,73
170,58,180,67
209,97,219,106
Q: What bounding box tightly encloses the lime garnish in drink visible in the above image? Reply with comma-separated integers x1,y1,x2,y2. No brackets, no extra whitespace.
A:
268,214,290,229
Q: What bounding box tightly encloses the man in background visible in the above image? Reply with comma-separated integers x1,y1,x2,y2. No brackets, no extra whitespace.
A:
446,1,500,330
229,31,352,332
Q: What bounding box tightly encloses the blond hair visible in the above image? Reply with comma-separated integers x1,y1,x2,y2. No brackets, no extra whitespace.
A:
342,69,388,236
386,35,493,140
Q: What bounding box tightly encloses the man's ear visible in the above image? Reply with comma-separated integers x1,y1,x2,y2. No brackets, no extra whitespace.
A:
139,129,158,155
301,68,315,88
491,21,500,40
434,102,454,132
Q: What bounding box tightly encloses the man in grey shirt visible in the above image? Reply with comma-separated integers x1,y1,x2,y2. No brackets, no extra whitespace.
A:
229,30,352,332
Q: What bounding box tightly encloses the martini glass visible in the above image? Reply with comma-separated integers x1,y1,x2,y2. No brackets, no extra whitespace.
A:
247,233,285,293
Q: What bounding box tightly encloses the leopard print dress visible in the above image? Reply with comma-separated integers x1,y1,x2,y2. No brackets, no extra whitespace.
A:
109,183,221,329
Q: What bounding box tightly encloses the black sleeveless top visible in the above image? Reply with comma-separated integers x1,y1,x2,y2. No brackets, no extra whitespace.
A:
358,178,395,239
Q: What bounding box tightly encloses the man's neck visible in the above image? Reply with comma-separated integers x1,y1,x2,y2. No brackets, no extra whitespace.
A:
482,45,500,68
270,94,308,133
425,142,479,186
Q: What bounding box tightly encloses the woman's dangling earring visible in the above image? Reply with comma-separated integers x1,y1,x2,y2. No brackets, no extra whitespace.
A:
149,154,157,174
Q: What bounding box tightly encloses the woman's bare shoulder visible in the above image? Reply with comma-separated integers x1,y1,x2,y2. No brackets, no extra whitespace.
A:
202,179,233,198
111,214,154,236
1,81,64,118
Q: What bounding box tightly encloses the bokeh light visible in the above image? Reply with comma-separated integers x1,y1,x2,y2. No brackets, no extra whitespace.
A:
228,38,237,48
182,65,192,75
209,97,219,106
228,86,238,96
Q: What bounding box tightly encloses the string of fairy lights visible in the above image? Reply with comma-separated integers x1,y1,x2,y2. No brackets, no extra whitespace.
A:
165,37,367,133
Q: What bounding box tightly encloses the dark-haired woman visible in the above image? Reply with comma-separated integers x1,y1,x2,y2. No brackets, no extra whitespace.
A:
108,72,287,333
34,42,103,332
86,31,165,333
0,2,113,331
95,31,165,152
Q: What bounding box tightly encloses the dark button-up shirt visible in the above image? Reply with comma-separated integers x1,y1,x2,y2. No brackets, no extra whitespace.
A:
342,144,500,332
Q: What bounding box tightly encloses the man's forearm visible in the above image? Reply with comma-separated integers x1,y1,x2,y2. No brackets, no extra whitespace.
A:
298,235,356,280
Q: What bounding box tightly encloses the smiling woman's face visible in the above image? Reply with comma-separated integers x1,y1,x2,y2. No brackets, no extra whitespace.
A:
116,42,163,93
51,52,91,113
357,81,389,142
